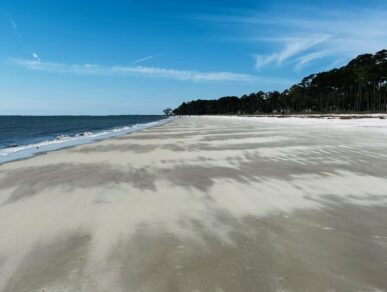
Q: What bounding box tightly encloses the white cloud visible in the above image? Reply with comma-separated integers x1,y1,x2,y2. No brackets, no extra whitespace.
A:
279,36,329,63
132,54,160,64
199,7,387,71
10,58,256,82
254,54,277,70
32,52,40,62
295,49,332,69
254,35,331,70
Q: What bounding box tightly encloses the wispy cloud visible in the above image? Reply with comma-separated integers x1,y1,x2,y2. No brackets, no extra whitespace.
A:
198,7,387,71
32,52,40,62
294,49,332,70
254,35,330,70
132,54,160,64
9,16,21,38
10,58,256,82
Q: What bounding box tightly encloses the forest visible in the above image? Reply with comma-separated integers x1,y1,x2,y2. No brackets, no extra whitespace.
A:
173,50,387,115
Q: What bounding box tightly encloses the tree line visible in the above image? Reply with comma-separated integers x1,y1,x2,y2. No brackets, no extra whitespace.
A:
173,50,387,115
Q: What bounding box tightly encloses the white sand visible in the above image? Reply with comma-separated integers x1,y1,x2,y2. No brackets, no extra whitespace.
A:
0,116,387,291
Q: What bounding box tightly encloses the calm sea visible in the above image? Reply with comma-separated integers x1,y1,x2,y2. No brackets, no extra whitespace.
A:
0,115,170,163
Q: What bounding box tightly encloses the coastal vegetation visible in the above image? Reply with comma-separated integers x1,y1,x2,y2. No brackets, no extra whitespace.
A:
173,50,387,115
163,107,173,115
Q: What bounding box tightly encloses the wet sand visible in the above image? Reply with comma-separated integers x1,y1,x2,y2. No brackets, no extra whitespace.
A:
1,116,387,292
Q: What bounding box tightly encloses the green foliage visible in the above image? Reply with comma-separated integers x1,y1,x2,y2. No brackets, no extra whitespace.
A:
173,50,387,115
163,107,173,115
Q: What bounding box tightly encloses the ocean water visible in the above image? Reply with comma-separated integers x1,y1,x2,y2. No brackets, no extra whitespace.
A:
0,115,171,163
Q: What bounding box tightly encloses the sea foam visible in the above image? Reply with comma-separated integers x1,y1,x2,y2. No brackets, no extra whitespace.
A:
0,117,173,164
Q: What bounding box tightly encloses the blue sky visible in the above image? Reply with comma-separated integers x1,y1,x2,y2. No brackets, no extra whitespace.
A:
1,0,386,115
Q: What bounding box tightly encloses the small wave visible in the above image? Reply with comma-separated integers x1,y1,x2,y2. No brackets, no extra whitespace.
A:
55,135,72,141
0,117,173,163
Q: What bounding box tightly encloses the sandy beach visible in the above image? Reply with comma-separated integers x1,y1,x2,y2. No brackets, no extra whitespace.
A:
1,116,387,292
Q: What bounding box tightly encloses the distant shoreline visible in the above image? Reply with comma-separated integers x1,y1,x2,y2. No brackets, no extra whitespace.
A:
176,113,387,119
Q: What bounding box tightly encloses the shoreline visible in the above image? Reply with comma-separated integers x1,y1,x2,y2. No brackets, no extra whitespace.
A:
2,113,386,166
0,116,174,165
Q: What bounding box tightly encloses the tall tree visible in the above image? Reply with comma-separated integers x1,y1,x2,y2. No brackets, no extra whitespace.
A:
173,50,387,115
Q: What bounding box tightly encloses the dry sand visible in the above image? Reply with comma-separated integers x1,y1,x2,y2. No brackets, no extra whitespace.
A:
1,116,387,292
